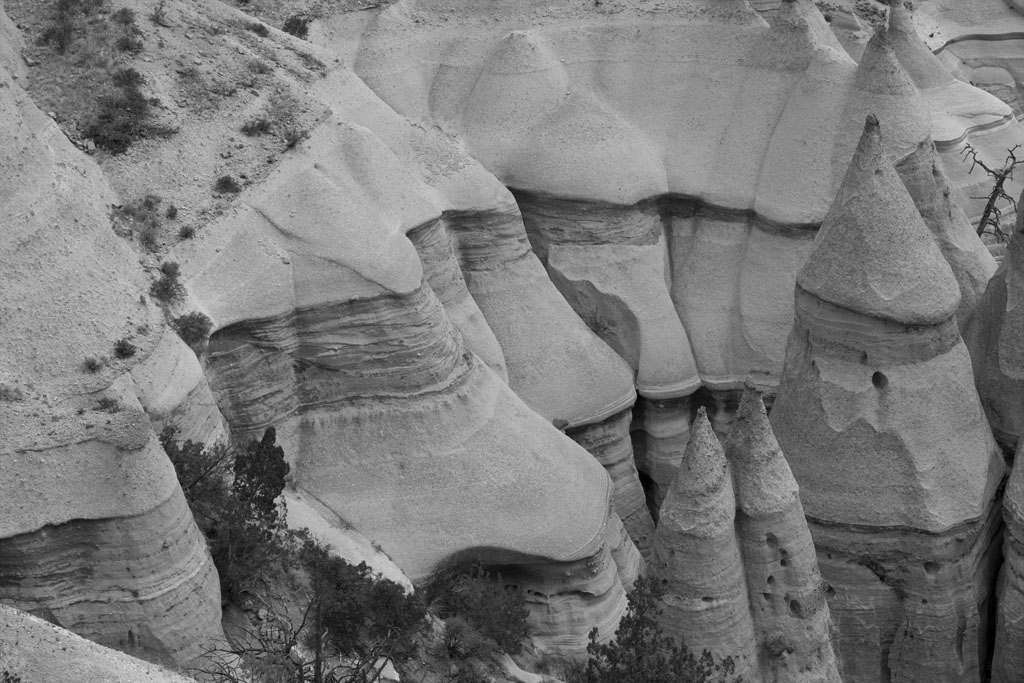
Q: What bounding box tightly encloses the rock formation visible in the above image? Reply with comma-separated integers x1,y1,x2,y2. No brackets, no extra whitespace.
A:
899,0,1024,226
963,212,1024,449
0,605,193,683
992,439,1024,683
651,407,759,682
727,387,840,683
0,50,223,665
770,115,1004,683
183,114,639,652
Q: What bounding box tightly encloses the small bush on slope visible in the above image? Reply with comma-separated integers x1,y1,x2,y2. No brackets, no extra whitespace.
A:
424,563,530,655
172,311,212,347
576,576,738,683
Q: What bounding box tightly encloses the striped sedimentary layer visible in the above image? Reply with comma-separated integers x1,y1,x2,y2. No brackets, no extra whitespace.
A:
770,117,1004,683
189,116,639,652
0,48,223,664
0,471,222,664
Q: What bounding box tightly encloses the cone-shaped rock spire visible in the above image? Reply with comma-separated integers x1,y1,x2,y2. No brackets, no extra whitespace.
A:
846,27,932,162
651,407,758,683
894,137,996,323
726,386,841,683
799,115,960,325
887,2,955,89
772,116,1004,681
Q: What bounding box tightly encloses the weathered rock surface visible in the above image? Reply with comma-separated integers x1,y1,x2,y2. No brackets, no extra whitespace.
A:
0,605,194,683
770,116,1004,683
651,407,759,682
727,387,840,683
963,213,1024,449
992,439,1024,682
0,51,223,665
184,115,638,652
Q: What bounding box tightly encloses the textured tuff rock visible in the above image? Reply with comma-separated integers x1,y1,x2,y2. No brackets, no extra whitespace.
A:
726,387,840,683
0,605,194,683
770,117,1004,683
186,115,637,652
992,440,1024,682
964,214,1024,449
312,68,647,539
896,1,1024,225
651,408,759,682
0,56,223,664
895,138,996,323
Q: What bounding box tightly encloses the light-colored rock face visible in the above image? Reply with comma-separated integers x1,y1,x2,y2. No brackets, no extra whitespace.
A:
992,439,1024,682
771,118,1004,683
0,48,224,666
0,605,195,683
652,408,759,682
726,388,840,683
187,114,637,652
964,217,1024,448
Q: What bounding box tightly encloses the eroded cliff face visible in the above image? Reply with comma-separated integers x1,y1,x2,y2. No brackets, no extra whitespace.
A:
770,118,1004,683
0,51,223,664
181,115,640,652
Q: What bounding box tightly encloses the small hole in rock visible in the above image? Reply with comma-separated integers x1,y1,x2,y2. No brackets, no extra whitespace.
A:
872,371,887,389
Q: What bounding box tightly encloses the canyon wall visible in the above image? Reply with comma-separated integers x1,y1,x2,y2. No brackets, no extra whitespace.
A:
0,45,223,665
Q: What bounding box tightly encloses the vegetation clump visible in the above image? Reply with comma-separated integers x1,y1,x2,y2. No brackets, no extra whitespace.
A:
424,563,530,655
573,577,737,683
83,356,104,372
150,261,185,303
215,175,242,194
172,311,213,347
83,68,174,154
113,337,136,358
115,192,164,250
283,15,310,39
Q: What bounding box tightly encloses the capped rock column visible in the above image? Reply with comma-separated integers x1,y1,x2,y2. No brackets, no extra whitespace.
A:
770,116,1004,683
651,407,759,682
726,387,840,683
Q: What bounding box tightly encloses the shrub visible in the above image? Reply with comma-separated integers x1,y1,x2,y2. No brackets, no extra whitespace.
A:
113,338,136,358
150,261,184,302
215,175,242,194
300,539,426,664
580,577,736,683
83,356,103,372
165,203,178,219
177,225,195,239
115,192,163,250
111,67,144,89
425,564,530,654
96,396,120,412
173,311,212,347
282,15,310,39
112,7,135,25
246,21,270,37
151,0,169,26
162,426,291,604
115,34,144,53
247,58,271,74
240,117,272,136
83,70,174,154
